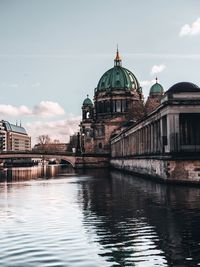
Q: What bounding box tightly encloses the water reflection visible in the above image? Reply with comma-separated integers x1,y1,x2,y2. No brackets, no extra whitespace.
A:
0,164,75,182
0,167,200,266
77,169,200,266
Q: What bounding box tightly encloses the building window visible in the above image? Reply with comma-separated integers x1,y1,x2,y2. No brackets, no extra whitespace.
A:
122,99,126,112
112,100,116,113
180,113,200,145
116,100,121,112
106,100,110,113
86,111,90,119
98,143,102,149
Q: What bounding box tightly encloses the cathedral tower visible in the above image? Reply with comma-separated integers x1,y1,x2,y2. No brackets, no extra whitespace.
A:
80,50,144,154
145,78,164,114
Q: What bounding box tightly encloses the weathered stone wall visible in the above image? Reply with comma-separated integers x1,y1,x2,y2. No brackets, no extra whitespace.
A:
75,156,109,168
110,158,200,184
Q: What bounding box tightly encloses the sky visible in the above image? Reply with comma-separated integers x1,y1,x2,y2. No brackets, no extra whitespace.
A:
0,0,200,144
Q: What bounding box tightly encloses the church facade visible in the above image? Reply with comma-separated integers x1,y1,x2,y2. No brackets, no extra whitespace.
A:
79,50,163,155
78,50,200,184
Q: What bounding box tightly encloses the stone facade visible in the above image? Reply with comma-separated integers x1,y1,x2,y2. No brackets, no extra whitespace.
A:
110,82,200,184
78,52,200,184
80,50,145,155
75,155,109,168
110,158,200,184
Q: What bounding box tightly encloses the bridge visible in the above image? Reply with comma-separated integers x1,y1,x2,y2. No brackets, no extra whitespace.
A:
0,151,109,168
0,151,76,167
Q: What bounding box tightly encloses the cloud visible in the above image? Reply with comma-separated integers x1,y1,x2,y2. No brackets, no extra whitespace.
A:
0,101,65,118
33,101,65,117
26,116,81,145
180,18,200,36
0,104,32,116
151,64,166,75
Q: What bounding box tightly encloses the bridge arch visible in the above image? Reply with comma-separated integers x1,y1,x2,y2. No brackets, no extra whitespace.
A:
41,155,76,168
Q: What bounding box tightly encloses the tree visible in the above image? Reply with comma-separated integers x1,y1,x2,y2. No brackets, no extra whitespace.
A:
37,135,51,145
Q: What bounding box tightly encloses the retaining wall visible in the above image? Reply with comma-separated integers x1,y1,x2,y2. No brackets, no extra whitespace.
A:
110,157,200,184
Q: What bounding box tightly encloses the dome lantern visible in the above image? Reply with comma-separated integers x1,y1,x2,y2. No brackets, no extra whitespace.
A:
114,46,122,67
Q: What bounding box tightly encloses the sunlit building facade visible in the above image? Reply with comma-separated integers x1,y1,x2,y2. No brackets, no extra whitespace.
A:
0,120,31,151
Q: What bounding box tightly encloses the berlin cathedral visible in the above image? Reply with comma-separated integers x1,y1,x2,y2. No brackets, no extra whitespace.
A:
79,49,164,154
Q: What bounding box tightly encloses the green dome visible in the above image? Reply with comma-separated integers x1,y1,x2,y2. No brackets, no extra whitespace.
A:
150,82,164,94
83,96,93,106
97,66,140,92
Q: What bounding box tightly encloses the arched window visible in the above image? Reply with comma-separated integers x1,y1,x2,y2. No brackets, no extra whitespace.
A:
112,100,116,112
122,99,126,112
86,111,90,119
98,142,102,149
116,100,121,112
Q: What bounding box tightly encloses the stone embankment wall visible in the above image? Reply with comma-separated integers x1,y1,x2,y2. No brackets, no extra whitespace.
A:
75,156,109,168
110,158,200,184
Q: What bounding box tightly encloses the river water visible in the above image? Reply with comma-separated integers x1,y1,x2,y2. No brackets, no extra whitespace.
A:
0,165,200,267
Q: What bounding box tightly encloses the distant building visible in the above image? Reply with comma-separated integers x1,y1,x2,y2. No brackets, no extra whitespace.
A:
33,143,69,153
0,120,31,151
67,134,78,153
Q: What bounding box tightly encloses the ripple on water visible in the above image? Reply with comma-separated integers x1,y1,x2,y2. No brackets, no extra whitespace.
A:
0,168,200,266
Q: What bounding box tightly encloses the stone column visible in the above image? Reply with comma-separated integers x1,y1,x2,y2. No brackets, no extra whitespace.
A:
167,113,180,153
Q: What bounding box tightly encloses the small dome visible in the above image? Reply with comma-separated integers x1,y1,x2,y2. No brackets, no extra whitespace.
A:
83,96,93,106
167,82,200,93
150,82,164,95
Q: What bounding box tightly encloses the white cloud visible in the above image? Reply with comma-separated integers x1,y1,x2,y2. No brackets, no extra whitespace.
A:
33,101,65,117
0,101,65,118
26,116,81,145
180,18,200,36
0,104,32,117
151,64,166,75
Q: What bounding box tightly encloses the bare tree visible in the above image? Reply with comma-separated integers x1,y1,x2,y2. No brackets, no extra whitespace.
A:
37,135,51,145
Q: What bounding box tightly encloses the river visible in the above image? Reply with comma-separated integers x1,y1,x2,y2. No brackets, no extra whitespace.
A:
0,165,200,267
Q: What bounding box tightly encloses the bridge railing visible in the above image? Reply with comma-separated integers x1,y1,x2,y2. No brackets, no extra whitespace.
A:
0,150,75,156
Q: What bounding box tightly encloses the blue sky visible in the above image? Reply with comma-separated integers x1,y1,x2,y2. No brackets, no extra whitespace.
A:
0,0,200,143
